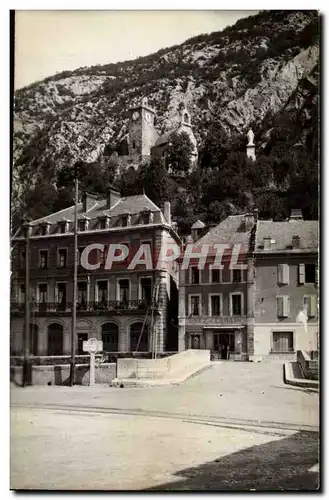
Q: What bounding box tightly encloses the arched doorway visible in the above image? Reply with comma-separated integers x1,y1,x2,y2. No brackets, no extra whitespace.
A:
130,322,149,352
47,323,63,355
29,324,38,356
102,323,119,352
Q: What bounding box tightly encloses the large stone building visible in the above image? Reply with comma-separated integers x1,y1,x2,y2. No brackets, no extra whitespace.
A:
113,97,198,173
11,190,181,357
178,210,318,361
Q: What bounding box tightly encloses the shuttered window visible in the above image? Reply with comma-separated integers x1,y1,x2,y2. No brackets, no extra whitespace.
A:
272,332,294,353
298,264,305,284
277,264,289,285
303,295,317,318
277,296,290,318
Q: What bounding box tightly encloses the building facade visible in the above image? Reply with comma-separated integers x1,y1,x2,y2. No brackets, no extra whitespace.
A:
178,213,256,360
11,190,181,357
251,210,319,361
178,210,318,362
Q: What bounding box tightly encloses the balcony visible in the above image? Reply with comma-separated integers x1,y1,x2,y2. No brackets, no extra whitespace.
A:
184,315,247,327
11,300,158,316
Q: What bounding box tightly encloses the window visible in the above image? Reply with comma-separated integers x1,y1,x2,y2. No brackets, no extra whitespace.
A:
277,264,289,285
99,218,106,230
272,332,294,353
78,333,88,355
58,249,67,268
231,293,243,316
232,269,243,283
79,220,86,232
39,224,47,236
140,277,152,304
303,295,317,318
132,141,136,150
56,283,67,310
39,250,48,268
118,279,130,302
102,323,119,352
189,295,201,316
59,222,67,234
277,295,290,318
305,264,316,284
190,267,200,284
97,280,108,303
210,295,222,316
122,215,130,227
140,212,150,225
38,284,48,305
77,282,88,307
211,268,220,283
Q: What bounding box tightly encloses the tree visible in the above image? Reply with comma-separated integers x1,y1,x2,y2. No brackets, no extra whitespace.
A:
140,158,170,206
166,131,193,175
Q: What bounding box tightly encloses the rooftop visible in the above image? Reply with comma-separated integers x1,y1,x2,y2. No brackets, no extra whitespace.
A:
255,219,319,253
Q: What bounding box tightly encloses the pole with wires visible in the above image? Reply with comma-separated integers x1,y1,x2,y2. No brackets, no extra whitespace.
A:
69,175,79,386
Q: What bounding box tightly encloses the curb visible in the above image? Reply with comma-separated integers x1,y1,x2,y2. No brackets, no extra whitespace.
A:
111,362,212,388
284,362,319,389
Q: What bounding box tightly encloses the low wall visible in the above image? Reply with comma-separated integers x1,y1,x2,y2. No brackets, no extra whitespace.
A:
297,350,319,381
10,363,116,386
117,349,210,380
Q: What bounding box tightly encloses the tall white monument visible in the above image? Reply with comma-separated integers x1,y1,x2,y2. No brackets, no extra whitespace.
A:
246,129,256,162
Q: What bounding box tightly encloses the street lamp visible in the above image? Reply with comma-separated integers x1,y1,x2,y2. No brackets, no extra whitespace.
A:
22,220,32,386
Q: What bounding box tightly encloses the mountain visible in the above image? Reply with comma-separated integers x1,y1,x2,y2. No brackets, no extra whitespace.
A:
12,10,319,225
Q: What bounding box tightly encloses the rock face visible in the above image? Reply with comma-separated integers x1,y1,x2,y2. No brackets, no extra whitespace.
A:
13,10,319,212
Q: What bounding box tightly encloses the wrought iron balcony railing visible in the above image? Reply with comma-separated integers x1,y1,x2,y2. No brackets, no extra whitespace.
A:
11,299,156,314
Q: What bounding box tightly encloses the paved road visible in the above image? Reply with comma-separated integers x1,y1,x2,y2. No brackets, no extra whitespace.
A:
10,362,320,490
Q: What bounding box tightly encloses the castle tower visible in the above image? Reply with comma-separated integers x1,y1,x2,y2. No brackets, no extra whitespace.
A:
246,129,256,162
128,97,159,159
176,104,198,164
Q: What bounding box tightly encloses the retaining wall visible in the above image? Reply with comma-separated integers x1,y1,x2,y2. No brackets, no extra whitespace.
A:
10,363,116,386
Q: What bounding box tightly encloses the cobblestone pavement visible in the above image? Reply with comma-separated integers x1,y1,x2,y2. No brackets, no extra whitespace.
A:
10,362,320,490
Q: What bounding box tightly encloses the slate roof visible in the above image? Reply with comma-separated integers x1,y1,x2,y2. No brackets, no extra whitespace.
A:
153,131,172,148
255,220,319,253
196,215,254,254
13,194,167,238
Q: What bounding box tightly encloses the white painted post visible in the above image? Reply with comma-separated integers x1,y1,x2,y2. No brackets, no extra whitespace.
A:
83,338,103,386
89,352,96,386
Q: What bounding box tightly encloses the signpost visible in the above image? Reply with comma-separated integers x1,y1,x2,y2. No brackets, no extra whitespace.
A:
83,338,103,386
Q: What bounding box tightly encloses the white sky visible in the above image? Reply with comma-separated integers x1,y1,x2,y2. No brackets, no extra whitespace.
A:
14,10,259,89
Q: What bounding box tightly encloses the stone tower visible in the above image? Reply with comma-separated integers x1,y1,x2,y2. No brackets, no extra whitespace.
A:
128,97,159,159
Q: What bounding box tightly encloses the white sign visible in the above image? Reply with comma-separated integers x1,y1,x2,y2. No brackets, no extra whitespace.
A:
83,338,103,354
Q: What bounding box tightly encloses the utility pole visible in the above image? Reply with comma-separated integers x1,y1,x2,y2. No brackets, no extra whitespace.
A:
69,175,79,386
23,221,32,386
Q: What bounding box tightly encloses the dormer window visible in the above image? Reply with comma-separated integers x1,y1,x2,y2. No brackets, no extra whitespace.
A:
122,214,131,227
59,220,69,234
39,222,50,236
79,218,90,232
140,211,150,225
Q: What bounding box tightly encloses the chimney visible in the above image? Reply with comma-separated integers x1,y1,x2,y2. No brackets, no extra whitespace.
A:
107,188,121,209
164,201,171,225
244,213,254,231
263,237,272,250
82,192,99,213
292,234,301,249
289,209,303,221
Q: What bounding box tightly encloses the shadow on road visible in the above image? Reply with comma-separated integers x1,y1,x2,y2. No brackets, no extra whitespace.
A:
147,431,319,491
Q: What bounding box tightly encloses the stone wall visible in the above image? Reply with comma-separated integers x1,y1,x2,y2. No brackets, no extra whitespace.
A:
10,363,116,386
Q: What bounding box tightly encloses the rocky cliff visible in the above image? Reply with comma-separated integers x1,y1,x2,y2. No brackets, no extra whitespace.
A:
13,10,319,217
